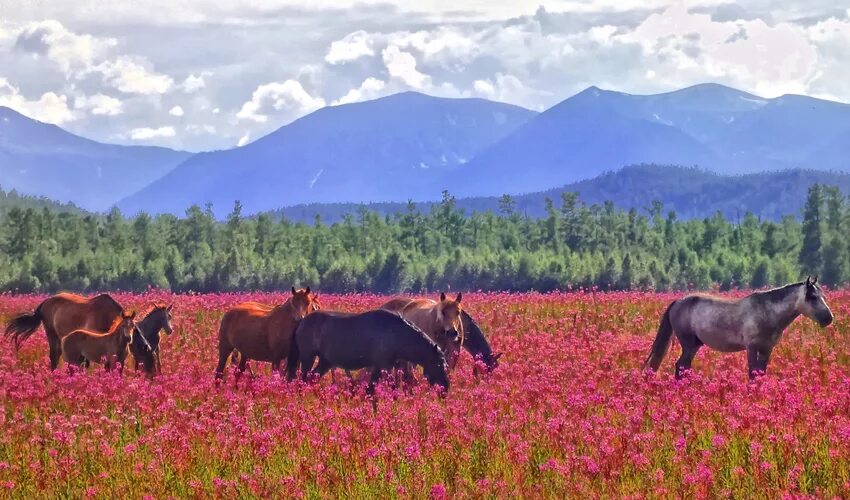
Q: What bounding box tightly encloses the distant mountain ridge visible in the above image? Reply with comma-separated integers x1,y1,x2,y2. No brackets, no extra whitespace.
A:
0,107,190,211
447,84,850,197
118,92,536,217
273,165,850,223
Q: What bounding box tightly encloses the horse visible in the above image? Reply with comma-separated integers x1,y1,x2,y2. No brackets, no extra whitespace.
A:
61,310,137,374
129,303,174,377
381,293,465,369
5,293,124,369
644,277,834,380
215,287,317,382
382,296,502,372
289,309,450,394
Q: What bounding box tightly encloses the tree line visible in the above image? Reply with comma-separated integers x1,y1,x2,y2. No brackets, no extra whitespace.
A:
0,185,844,293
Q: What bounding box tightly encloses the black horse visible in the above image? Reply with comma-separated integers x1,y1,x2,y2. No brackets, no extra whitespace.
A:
129,303,174,377
289,309,450,393
461,310,502,372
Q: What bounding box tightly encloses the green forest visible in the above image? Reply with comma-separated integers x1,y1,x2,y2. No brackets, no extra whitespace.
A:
0,184,845,293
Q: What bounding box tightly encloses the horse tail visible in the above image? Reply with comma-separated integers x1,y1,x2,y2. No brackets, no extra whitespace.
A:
5,301,46,348
644,301,676,372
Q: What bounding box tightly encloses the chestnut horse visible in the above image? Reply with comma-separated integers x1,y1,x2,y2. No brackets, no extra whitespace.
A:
61,310,136,374
215,287,317,382
381,293,465,369
5,293,124,369
382,296,501,372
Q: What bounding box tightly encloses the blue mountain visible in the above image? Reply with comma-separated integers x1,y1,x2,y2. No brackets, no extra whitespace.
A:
447,83,850,197
118,92,536,216
0,107,190,211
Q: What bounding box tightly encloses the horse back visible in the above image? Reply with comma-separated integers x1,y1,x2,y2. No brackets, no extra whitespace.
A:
219,301,295,358
44,293,123,339
380,297,414,313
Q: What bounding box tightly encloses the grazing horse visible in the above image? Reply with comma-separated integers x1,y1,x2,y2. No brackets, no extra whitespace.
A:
215,287,317,382
5,293,123,370
61,311,136,374
289,309,450,393
129,303,175,377
382,296,502,372
644,277,834,380
381,293,465,369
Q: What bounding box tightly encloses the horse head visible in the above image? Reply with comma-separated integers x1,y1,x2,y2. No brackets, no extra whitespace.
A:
290,287,318,320
798,276,834,327
119,310,137,341
148,302,175,335
437,292,465,346
423,343,450,393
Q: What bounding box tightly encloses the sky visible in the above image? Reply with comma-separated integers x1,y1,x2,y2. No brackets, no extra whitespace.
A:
1,1,849,152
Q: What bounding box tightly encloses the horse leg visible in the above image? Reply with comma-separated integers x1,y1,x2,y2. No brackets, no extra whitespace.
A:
46,331,62,371
214,342,232,384
674,332,703,379
314,357,333,379
367,367,384,395
155,349,163,375
747,344,774,380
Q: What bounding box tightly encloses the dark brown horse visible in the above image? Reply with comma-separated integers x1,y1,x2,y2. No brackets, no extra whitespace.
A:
382,296,501,372
645,277,834,380
215,287,317,382
5,293,124,369
61,310,136,374
289,309,450,393
129,303,174,378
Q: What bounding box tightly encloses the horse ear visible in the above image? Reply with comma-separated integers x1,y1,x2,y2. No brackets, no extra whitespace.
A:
455,292,462,304
167,303,174,312
813,275,819,285
440,292,446,302
305,287,311,294
291,286,297,295
494,352,503,361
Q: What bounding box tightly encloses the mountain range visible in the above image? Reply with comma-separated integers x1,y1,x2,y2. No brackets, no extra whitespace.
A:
2,83,850,216
0,107,190,211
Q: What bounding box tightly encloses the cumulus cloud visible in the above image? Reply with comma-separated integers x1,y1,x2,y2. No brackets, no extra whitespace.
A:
237,80,325,123
93,56,174,95
169,105,185,117
382,45,431,89
180,73,208,93
14,19,116,73
0,77,74,123
128,126,176,140
325,30,374,64
74,93,124,116
333,77,386,105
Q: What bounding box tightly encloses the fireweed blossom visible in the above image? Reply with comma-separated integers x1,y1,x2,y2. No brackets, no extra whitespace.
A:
0,290,848,496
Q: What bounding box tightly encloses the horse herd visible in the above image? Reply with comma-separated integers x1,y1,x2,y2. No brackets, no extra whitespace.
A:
1,277,837,392
3,289,501,393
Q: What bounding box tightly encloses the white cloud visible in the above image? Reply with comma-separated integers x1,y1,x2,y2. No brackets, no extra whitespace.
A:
186,124,217,135
180,73,208,93
382,45,431,89
237,132,251,146
74,93,124,116
325,30,374,64
93,56,174,95
14,19,116,73
0,77,75,124
169,105,185,117
128,126,176,140
237,79,325,123
333,77,386,105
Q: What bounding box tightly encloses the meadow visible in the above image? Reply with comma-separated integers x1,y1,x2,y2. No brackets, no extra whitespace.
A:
1,290,850,498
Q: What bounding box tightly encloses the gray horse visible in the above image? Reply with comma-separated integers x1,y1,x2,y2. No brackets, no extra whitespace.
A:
645,277,834,380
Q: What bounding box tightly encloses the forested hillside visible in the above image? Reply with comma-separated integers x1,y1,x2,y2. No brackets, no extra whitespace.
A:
0,184,844,293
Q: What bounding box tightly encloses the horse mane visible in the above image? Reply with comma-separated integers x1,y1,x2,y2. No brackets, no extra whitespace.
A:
385,309,441,351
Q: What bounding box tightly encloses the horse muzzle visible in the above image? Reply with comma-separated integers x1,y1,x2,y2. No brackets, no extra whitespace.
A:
818,313,834,327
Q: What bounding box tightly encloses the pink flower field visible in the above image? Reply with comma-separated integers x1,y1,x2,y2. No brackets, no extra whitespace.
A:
1,291,850,498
